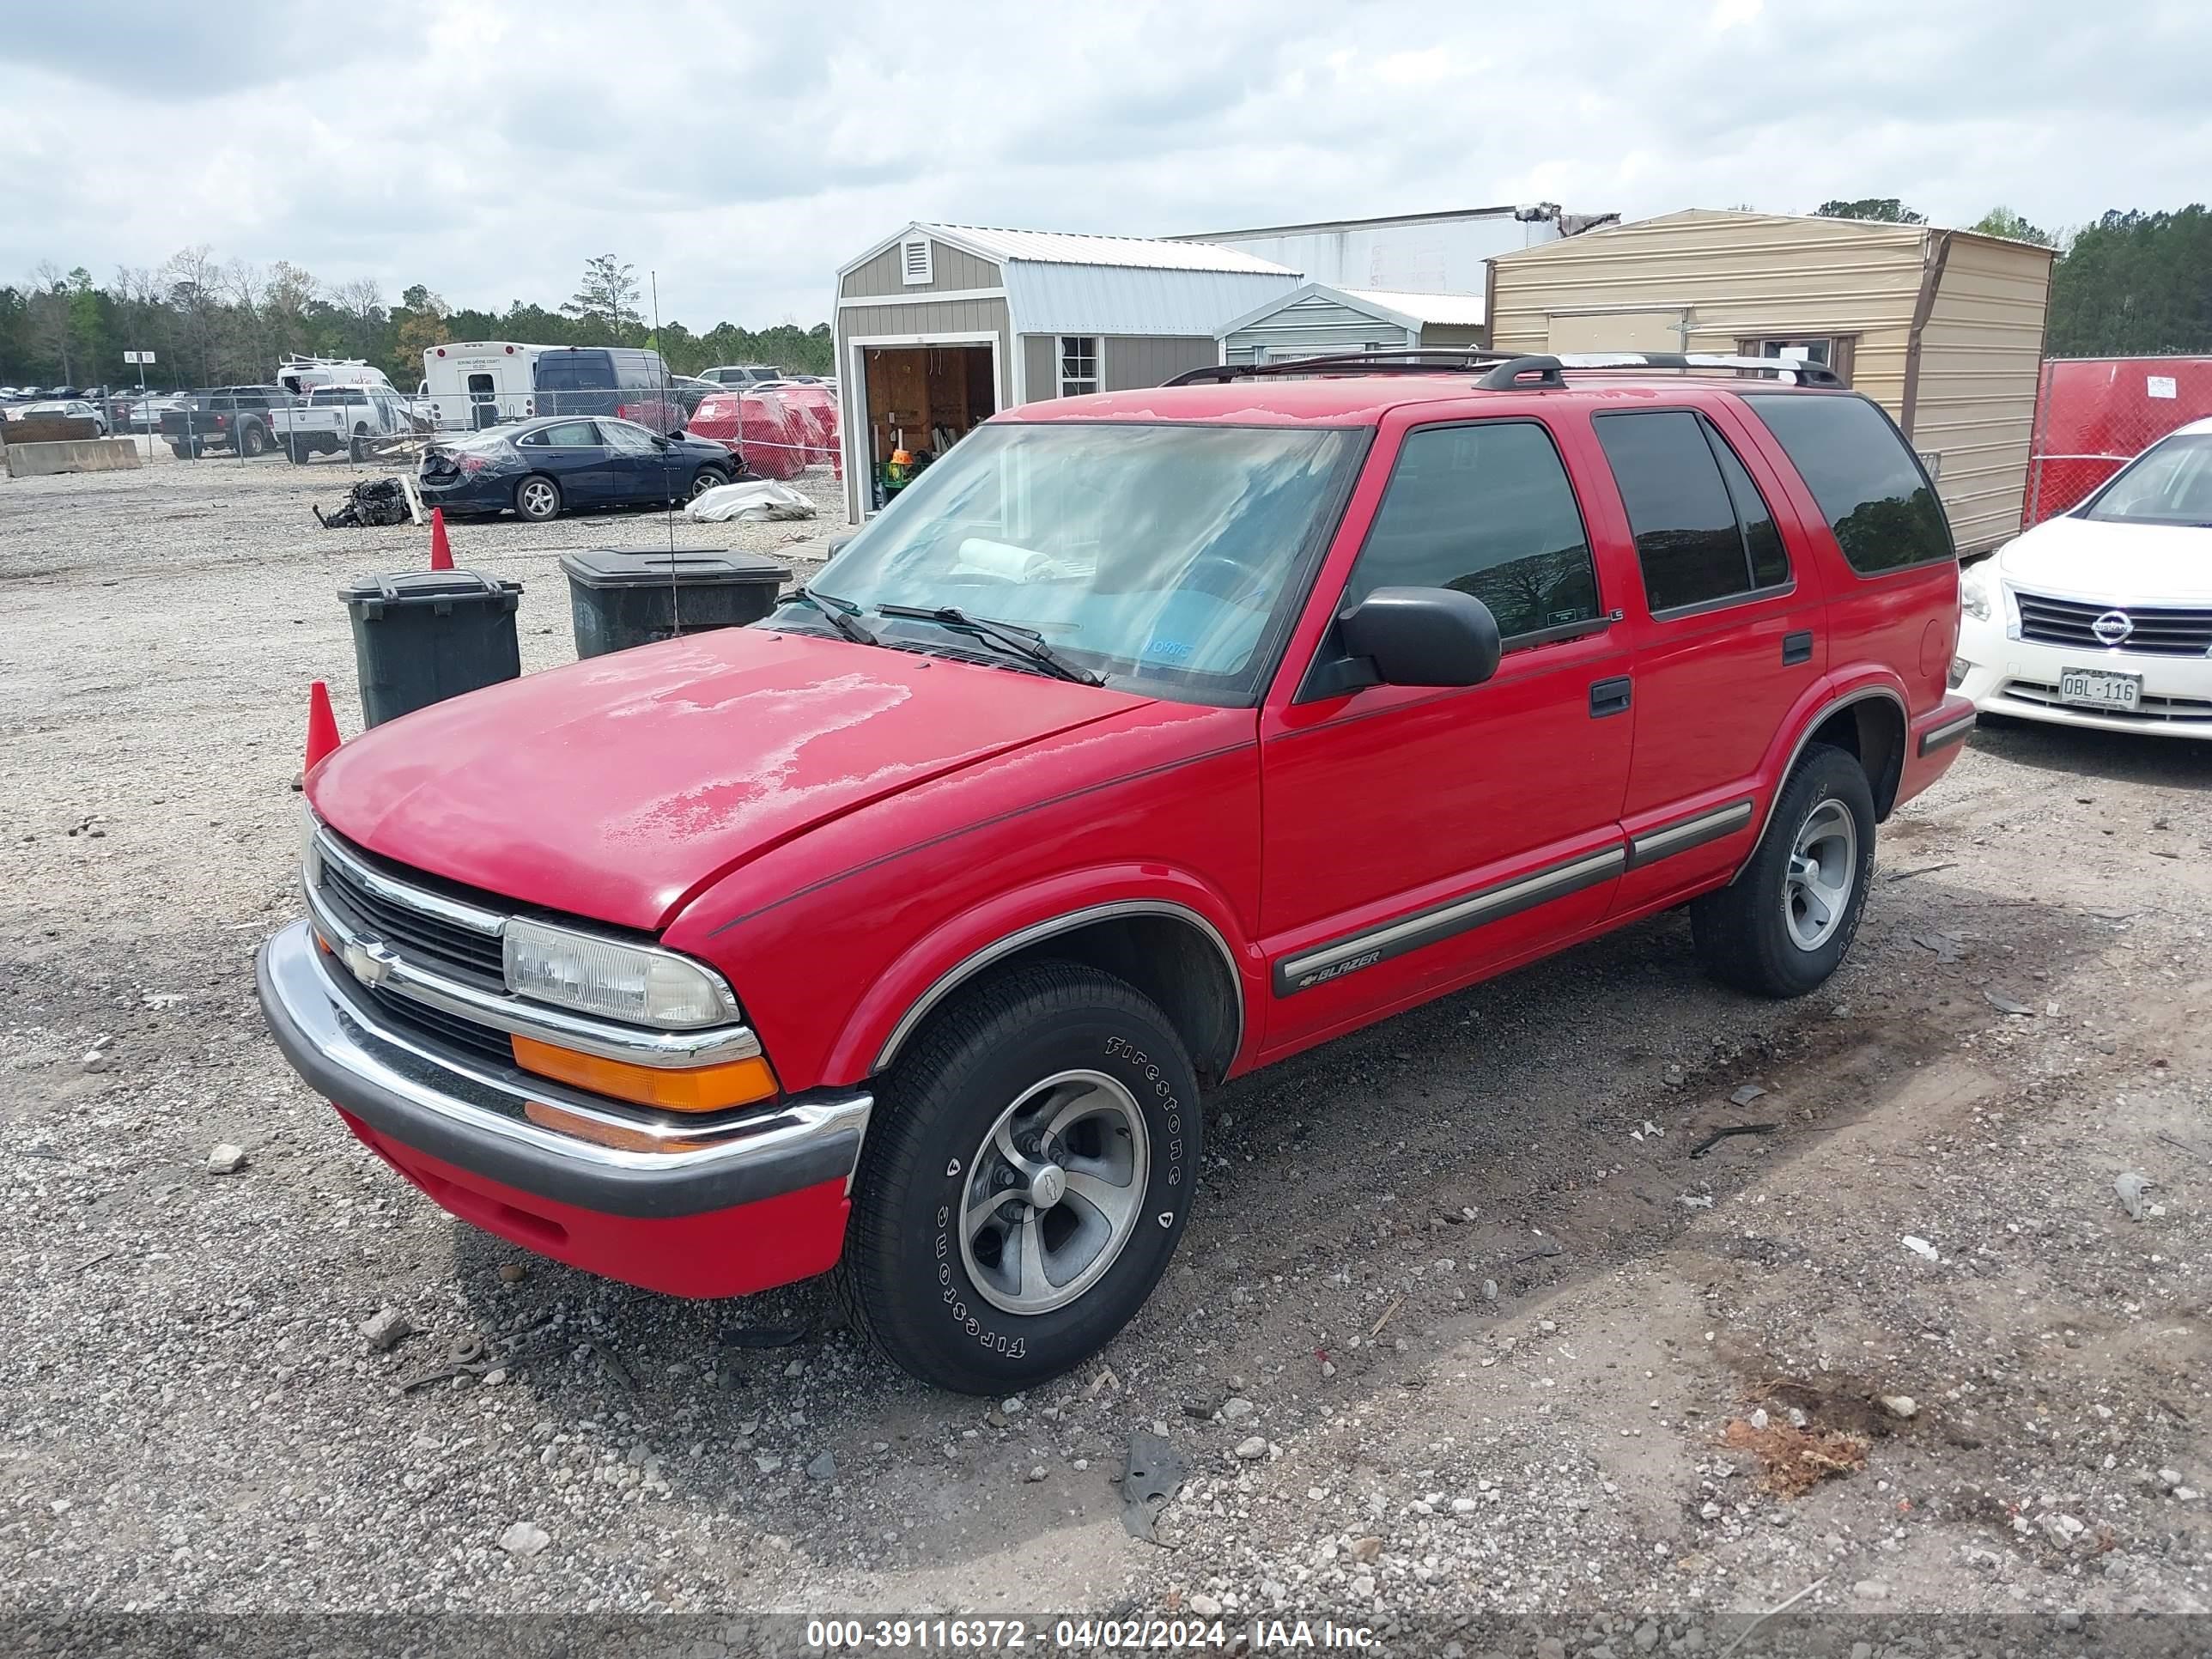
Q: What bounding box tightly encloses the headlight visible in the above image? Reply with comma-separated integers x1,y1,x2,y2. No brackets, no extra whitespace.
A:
1959,563,1993,623
502,918,738,1030
300,804,324,889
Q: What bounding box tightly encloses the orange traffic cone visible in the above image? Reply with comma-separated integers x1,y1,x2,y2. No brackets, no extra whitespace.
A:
305,680,343,772
428,507,453,571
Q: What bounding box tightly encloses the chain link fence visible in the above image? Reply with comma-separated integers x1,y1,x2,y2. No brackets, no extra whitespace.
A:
2024,355,2212,526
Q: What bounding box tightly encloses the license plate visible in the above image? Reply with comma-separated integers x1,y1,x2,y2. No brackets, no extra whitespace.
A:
2058,667,2142,712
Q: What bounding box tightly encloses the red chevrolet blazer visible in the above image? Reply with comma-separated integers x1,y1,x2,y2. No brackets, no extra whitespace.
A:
258,352,1975,1393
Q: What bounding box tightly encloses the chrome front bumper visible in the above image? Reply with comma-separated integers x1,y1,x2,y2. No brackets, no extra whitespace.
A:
255,920,871,1218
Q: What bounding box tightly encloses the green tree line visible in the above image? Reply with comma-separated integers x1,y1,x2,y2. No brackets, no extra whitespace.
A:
1819,198,2212,356
0,249,832,391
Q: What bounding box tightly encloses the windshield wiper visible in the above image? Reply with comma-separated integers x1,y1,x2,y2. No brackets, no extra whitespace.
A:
785,586,879,647
874,604,1103,685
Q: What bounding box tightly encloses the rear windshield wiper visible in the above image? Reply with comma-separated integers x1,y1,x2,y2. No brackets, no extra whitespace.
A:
874,604,1103,685
786,586,880,647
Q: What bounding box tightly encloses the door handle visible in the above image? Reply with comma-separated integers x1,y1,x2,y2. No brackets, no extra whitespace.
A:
1589,676,1632,719
1782,630,1814,666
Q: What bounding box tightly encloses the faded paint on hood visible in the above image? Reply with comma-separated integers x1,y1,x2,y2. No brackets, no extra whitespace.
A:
1996,513,2212,603
308,628,1146,931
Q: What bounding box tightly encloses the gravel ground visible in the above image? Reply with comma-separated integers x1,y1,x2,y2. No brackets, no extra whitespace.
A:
2,456,2208,1649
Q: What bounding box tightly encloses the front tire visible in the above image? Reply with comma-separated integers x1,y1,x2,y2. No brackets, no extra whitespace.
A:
690,465,729,501
514,474,562,521
1692,743,1875,998
841,962,1201,1394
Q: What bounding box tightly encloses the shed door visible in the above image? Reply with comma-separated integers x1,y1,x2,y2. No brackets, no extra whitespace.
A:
1547,311,1685,353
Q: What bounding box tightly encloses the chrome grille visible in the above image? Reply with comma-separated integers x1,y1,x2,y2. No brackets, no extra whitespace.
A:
2014,590,2212,658
316,841,506,985
2002,678,2212,723
361,981,517,1067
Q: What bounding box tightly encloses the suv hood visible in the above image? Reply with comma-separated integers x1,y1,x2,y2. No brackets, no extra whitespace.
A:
309,629,1146,931
1997,513,2212,602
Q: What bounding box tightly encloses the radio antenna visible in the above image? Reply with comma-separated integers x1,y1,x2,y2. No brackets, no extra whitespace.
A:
651,268,678,635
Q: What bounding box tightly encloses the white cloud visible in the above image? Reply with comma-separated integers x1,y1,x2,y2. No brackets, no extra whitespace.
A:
3,0,2205,330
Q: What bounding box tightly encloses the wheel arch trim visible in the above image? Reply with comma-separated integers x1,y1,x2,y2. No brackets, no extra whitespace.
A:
1741,683,1908,866
870,899,1247,1076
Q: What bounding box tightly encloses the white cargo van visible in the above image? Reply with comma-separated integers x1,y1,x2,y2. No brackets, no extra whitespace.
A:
276,356,396,398
419,341,549,431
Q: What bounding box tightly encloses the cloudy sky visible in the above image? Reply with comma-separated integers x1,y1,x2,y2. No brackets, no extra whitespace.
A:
5,0,2206,329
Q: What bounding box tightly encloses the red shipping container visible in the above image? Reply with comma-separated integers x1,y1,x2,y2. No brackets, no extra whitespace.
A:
2025,356,2212,526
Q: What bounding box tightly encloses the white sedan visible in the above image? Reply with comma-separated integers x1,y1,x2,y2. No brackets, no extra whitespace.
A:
1954,417,2212,737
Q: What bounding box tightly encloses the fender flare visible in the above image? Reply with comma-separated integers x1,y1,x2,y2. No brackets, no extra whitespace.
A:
824,867,1258,1082
1747,675,1909,852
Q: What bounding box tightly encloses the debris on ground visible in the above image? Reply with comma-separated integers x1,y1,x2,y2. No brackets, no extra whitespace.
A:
1984,989,2035,1016
1689,1123,1778,1158
806,1449,837,1482
497,1522,550,1559
204,1143,246,1175
1901,1235,1940,1261
1878,1394,1920,1420
2115,1171,2154,1219
313,477,415,529
1729,1084,1767,1105
359,1307,412,1352
1120,1431,1185,1541
1720,1416,1869,1497
687,478,816,523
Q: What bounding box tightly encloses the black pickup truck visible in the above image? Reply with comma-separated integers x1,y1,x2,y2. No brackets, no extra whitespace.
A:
160,386,290,459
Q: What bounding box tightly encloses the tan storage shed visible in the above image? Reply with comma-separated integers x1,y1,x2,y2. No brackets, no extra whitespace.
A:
1486,210,2056,553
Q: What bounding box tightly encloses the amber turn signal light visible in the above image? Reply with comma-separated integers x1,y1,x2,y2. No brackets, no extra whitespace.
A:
522,1099,719,1154
510,1035,780,1113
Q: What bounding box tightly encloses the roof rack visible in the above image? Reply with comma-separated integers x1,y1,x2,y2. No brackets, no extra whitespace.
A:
1166,349,1518,386
1163,349,1842,391
1476,352,1844,390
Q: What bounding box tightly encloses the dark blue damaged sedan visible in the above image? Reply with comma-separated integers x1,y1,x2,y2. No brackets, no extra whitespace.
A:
420,416,743,522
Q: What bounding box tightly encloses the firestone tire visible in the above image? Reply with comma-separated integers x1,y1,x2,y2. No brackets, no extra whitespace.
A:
838,961,1201,1394
1691,743,1876,999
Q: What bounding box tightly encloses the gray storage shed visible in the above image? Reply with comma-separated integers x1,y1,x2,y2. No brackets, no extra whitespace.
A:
1216,282,1491,364
834,222,1298,522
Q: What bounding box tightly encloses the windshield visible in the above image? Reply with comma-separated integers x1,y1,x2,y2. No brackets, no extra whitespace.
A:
2084,433,2212,526
783,421,1364,703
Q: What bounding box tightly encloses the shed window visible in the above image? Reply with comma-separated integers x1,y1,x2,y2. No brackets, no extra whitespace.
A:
1059,337,1100,398
900,237,933,286
1736,335,1856,387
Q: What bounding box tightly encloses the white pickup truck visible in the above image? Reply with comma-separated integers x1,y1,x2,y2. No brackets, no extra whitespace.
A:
270,384,422,462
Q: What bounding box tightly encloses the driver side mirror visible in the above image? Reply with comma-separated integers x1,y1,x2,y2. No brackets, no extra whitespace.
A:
1307,586,1502,698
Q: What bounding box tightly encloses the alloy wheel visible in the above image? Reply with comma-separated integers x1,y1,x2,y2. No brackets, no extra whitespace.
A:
957,1069,1150,1316
1783,798,1856,951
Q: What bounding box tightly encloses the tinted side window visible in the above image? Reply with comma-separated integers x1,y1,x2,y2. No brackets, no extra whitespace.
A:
1344,422,1600,641
535,354,610,392
1711,428,1790,588
1744,393,1953,572
1595,412,1747,612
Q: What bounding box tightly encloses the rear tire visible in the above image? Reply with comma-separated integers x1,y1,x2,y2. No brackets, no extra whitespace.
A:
1691,743,1875,998
169,442,191,459
287,437,310,464
349,424,368,464
240,421,268,459
839,961,1201,1394
514,474,562,521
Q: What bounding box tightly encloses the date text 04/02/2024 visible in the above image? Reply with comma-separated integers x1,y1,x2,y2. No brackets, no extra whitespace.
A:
804,1616,1380,1649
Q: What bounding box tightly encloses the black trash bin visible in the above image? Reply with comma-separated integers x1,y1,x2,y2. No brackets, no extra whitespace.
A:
338,568,524,727
558,547,789,659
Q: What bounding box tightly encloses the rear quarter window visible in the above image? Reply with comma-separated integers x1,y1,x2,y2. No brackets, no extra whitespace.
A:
1742,393,1954,574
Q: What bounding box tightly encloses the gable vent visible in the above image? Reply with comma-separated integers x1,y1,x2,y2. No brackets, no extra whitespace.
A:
900,237,933,286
